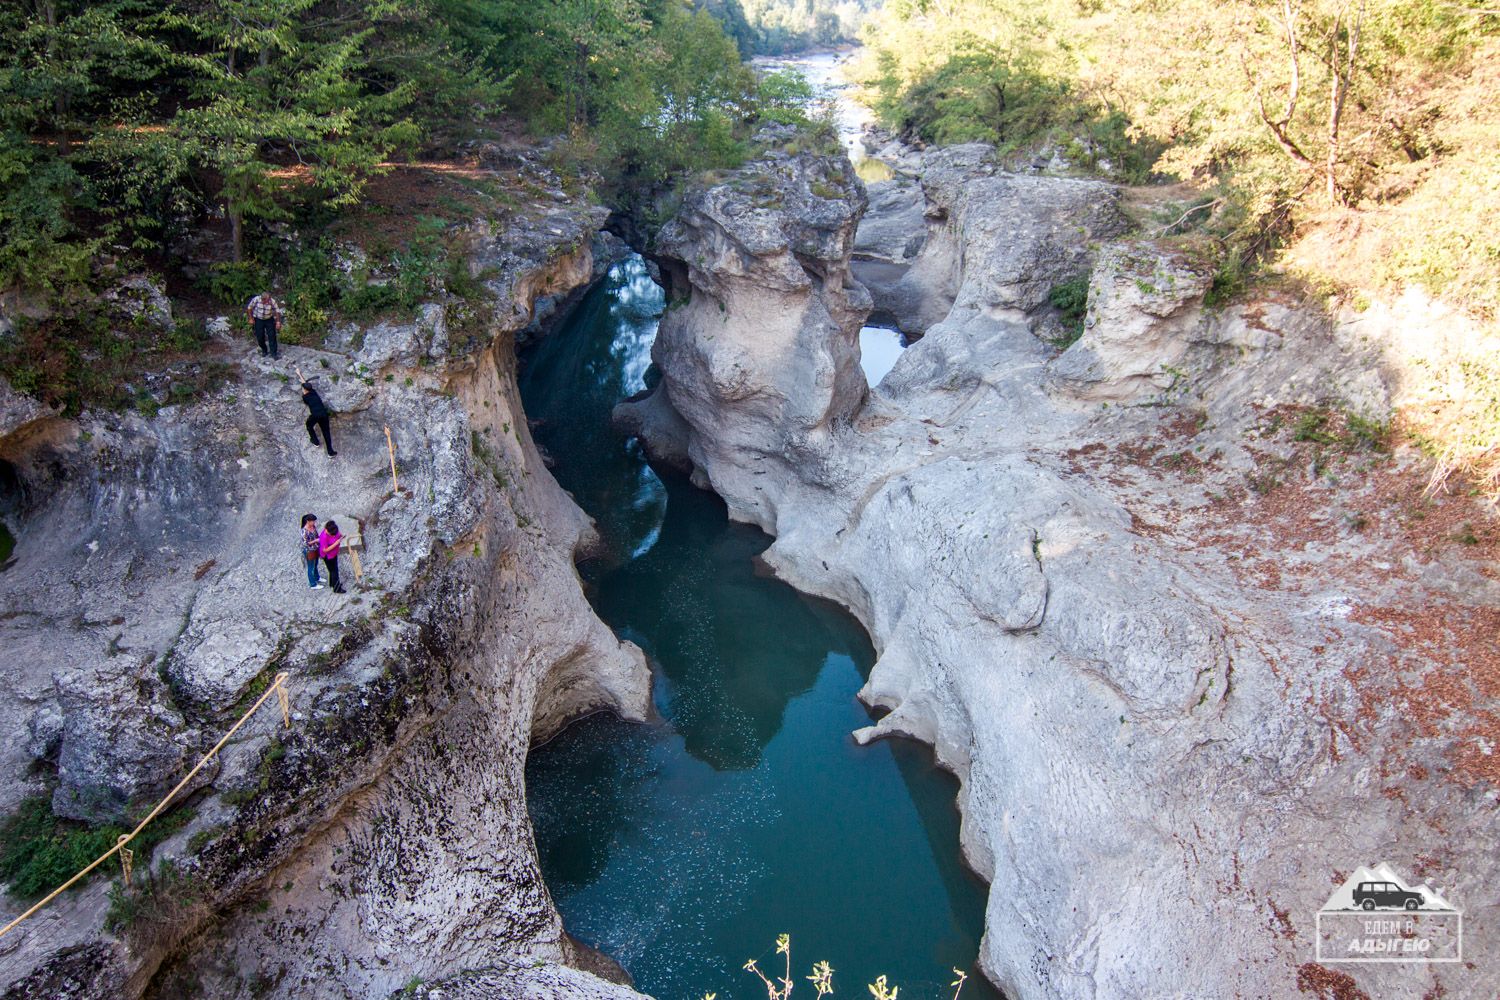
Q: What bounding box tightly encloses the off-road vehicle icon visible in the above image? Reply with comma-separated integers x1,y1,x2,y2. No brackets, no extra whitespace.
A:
1354,881,1425,910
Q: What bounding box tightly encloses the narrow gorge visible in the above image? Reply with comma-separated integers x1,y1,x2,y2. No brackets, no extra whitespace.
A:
1,52,1496,1000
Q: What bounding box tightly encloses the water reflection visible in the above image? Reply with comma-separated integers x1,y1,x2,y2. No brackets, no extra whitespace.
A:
859,325,907,386
521,256,999,1000
597,470,873,769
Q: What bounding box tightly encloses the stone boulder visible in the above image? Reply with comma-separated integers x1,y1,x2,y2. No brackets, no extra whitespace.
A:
851,142,1127,337
0,377,59,455
615,145,873,530
51,658,211,824
1049,241,1214,400
103,275,174,333
355,303,449,369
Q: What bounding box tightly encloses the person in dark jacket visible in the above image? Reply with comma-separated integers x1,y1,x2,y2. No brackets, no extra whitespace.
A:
301,381,337,456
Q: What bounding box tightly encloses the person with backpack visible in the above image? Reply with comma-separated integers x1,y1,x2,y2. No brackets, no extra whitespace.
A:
246,291,284,359
301,514,323,589
301,380,337,457
319,519,346,594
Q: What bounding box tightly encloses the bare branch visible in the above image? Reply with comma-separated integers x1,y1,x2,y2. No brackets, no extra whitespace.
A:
1154,198,1224,237
1325,0,1365,204
1243,49,1316,169
1280,0,1302,125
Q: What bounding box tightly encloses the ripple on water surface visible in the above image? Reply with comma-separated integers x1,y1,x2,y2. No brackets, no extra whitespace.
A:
521,257,998,1000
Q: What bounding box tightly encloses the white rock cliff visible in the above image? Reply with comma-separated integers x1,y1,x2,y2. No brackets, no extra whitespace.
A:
620,142,1497,1000
0,193,648,999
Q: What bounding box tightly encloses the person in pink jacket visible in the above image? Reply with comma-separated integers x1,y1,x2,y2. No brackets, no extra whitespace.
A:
319,520,346,594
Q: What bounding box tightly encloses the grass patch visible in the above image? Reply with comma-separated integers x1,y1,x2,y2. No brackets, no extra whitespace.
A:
219,738,286,809
105,858,211,950
1292,407,1391,454
186,825,227,855
0,795,194,899
1400,333,1500,500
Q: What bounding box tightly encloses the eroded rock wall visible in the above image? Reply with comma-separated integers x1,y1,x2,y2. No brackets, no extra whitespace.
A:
622,142,1497,1000
615,147,871,533
0,199,649,999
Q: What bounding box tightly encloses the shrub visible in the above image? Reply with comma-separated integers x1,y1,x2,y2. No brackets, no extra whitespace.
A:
755,70,817,127
201,261,269,308
105,859,211,951
1047,276,1090,348
0,796,193,899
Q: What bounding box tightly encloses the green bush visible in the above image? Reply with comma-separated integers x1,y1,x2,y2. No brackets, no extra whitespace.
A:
0,796,193,899
105,858,208,948
755,70,816,127
1047,276,1090,347
201,261,269,308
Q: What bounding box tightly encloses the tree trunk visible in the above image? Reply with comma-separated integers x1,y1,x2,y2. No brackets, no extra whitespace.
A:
1246,0,1316,173
42,1,70,155
574,43,589,127
229,206,243,264
1325,0,1365,206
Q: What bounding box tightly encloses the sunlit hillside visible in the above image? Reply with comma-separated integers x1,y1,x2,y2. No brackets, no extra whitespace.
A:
854,0,1499,494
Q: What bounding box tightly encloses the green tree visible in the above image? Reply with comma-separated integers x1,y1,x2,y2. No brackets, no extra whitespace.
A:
0,1,165,289
169,0,420,261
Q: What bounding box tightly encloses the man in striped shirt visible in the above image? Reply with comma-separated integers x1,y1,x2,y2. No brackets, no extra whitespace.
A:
246,291,284,359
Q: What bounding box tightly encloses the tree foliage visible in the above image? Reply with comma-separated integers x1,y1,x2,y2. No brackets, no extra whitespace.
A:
854,0,1498,287
0,0,767,301
731,0,876,54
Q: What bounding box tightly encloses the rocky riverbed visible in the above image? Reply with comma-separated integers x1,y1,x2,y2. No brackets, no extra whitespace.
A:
618,139,1499,999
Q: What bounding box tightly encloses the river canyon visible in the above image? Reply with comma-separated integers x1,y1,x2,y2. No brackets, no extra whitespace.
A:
0,47,1495,1000
520,257,997,1000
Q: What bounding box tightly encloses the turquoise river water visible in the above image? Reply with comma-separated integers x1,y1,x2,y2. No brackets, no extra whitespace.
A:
520,257,999,1000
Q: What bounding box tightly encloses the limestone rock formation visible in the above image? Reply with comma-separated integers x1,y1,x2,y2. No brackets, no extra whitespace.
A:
0,378,56,445
51,659,210,825
850,144,1129,338
624,141,1496,1000
615,145,871,530
1048,240,1214,399
0,192,650,999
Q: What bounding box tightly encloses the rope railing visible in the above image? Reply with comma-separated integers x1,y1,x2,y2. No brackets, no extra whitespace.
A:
0,671,293,940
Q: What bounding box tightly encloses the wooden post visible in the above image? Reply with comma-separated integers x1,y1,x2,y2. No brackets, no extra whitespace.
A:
385,426,398,494
117,836,133,884
275,672,290,728
349,546,363,580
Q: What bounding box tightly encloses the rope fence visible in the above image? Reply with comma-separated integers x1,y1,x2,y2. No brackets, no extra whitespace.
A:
0,671,294,940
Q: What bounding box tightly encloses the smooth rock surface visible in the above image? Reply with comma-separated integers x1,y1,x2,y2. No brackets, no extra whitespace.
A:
616,145,872,531
625,141,1497,1000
